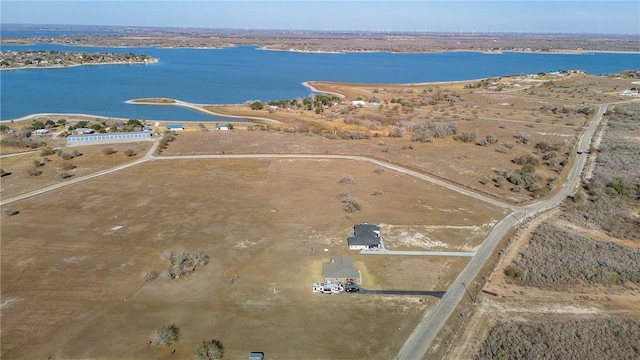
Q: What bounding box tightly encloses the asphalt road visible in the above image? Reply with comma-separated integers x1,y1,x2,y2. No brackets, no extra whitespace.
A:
395,103,612,360
358,289,446,298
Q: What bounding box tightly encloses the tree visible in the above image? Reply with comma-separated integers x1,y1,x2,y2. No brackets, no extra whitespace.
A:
31,120,45,130
249,101,264,110
194,339,224,360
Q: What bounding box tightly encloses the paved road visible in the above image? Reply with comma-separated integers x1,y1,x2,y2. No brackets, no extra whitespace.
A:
361,249,476,257
359,289,446,298
395,103,612,360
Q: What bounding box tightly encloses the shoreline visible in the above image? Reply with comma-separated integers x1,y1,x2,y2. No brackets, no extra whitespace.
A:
0,58,159,72
4,39,639,56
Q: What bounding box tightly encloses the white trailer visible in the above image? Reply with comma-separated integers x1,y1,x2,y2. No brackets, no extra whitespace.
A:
312,282,344,294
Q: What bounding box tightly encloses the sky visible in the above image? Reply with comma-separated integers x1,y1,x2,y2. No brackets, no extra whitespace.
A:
1,1,639,35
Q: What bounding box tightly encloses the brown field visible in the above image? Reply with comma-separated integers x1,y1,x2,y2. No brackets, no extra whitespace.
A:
2,72,638,359
0,141,152,199
1,157,505,359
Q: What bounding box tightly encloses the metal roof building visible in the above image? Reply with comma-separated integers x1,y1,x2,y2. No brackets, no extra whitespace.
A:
67,131,151,145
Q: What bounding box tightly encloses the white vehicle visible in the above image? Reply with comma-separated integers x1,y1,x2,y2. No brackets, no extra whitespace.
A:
312,282,344,294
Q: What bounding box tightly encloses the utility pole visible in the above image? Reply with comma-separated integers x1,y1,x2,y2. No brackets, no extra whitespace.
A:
462,282,475,303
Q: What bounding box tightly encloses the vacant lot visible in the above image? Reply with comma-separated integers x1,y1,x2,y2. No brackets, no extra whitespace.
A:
1,157,504,359
0,141,152,199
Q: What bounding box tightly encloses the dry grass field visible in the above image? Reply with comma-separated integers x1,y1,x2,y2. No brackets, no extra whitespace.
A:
0,141,152,199
2,72,638,359
1,157,505,359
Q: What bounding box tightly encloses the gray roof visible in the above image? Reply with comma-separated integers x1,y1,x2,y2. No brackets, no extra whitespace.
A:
348,223,381,247
354,223,380,235
322,256,360,280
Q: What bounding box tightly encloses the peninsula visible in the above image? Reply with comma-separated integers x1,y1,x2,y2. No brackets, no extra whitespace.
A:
0,50,157,70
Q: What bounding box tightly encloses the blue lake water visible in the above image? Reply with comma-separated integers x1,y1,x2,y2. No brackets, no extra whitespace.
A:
1,44,639,121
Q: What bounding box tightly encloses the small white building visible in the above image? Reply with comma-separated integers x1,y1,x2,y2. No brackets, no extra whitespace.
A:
351,100,366,106
620,89,639,96
33,129,50,136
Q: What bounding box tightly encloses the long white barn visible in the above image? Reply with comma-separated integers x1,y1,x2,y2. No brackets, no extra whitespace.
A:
67,131,152,145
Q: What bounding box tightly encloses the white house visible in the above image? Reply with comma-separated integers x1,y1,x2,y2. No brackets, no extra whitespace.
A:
351,100,366,106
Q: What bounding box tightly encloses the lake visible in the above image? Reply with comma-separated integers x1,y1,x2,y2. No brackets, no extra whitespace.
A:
1,44,638,121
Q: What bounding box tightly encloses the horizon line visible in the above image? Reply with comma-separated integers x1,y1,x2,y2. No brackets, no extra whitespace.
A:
1,23,639,37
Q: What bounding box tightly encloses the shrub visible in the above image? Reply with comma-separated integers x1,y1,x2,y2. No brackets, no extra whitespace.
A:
510,223,640,288
5,209,19,217
429,121,457,138
389,127,404,138
59,162,76,171
161,251,209,279
455,131,477,143
534,139,563,152
338,191,361,212
338,174,356,184
476,133,498,146
140,271,158,282
194,339,224,360
40,147,55,156
512,154,540,166
476,318,640,360
150,324,180,346
102,147,116,155
411,129,433,143
503,265,522,279
32,159,43,167
515,132,532,144
124,149,136,157
58,172,73,179
27,168,42,176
